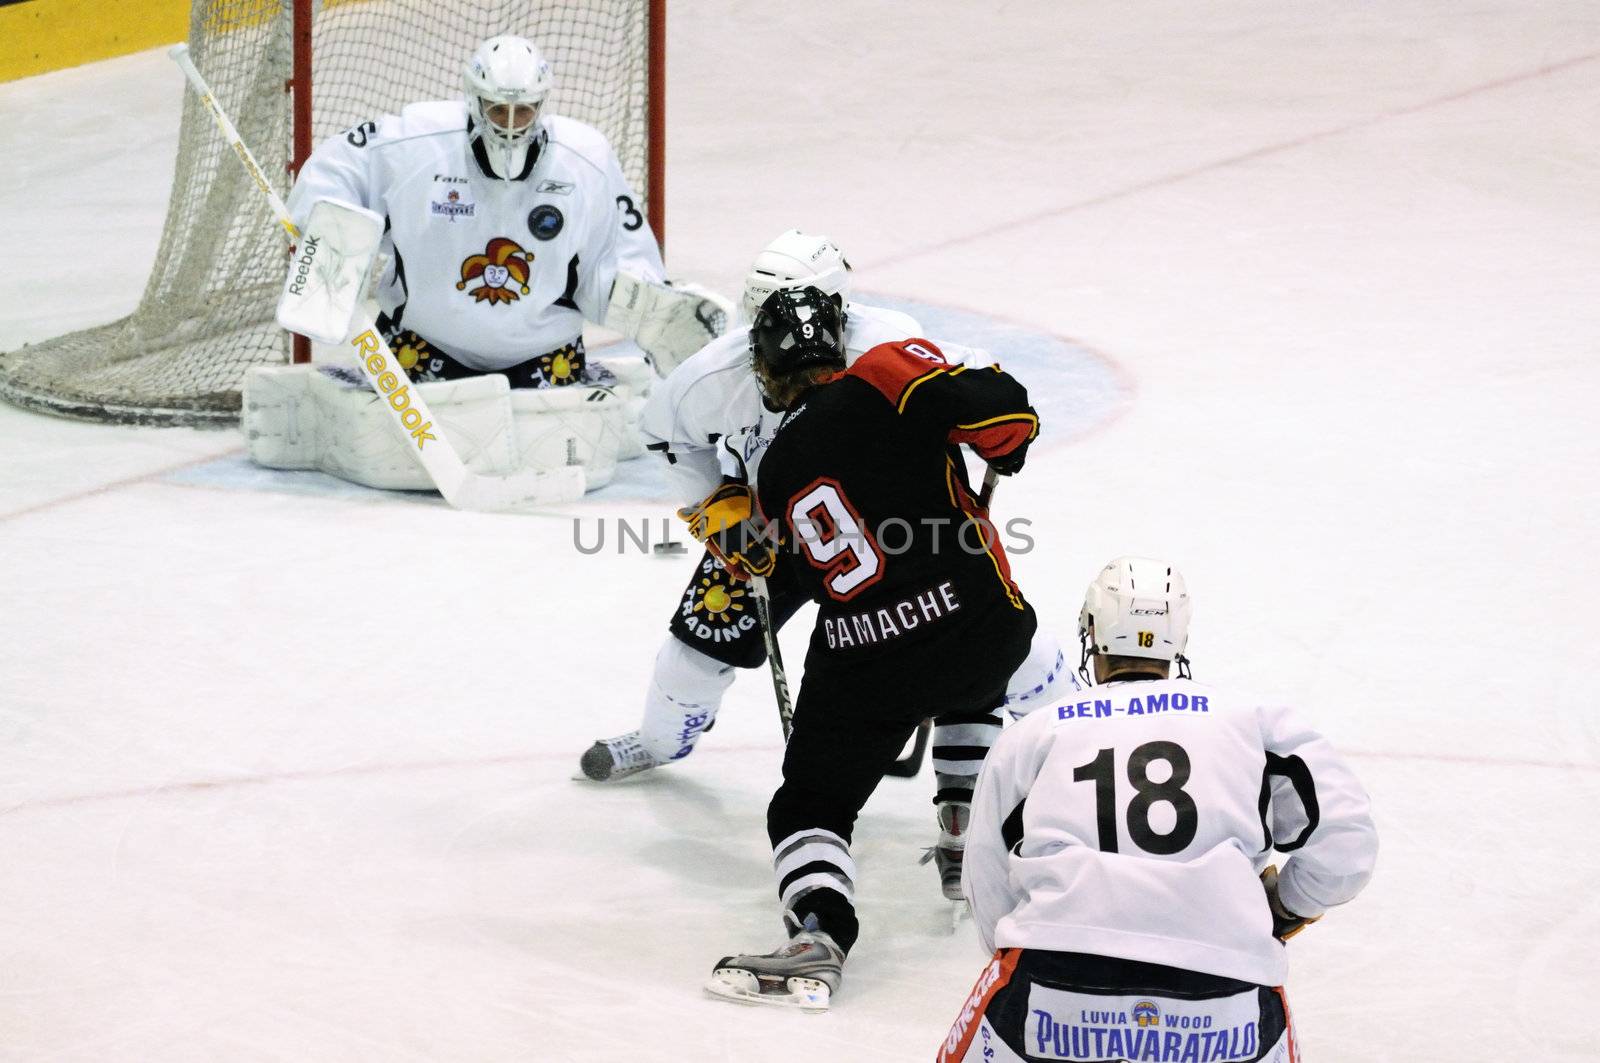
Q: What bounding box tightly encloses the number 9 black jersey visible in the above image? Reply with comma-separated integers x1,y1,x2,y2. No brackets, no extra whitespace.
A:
754,339,1040,675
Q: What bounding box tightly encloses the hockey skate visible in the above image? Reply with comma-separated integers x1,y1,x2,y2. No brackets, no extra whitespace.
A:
919,801,971,930
705,928,845,1012
577,730,659,782
922,800,969,901
920,843,965,901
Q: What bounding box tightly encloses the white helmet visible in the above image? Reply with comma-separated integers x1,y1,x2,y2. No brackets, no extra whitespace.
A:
1078,556,1193,677
464,35,553,179
742,229,852,320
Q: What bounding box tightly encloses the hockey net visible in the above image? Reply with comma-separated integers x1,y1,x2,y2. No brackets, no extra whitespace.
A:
0,0,663,427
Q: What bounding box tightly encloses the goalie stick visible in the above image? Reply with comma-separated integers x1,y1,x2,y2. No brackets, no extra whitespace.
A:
168,44,583,513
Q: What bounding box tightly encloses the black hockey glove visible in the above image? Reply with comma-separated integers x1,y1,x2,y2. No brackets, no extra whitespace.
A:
1260,865,1320,942
987,440,1031,477
677,482,777,580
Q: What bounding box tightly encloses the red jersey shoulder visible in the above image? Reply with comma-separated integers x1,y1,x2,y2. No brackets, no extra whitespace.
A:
845,339,952,410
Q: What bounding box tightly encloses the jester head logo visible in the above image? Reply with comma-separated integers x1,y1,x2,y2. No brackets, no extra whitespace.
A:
692,578,747,623
457,237,532,304
1132,1001,1160,1028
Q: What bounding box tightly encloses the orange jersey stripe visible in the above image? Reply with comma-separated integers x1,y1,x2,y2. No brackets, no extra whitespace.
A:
949,413,1037,460
1274,986,1299,1062
937,949,1021,1063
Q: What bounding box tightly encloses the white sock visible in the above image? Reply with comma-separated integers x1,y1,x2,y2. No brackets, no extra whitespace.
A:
638,636,737,763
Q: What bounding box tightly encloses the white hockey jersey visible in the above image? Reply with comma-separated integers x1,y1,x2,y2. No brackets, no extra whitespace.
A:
964,678,1377,987
638,302,997,505
286,102,665,371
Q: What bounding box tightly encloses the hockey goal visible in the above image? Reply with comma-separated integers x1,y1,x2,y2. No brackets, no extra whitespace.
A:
0,0,665,427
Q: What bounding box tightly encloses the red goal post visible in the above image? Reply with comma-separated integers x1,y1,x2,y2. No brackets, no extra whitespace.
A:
0,0,666,427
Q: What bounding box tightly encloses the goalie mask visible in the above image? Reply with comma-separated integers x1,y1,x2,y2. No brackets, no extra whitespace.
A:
1078,556,1193,683
749,286,846,407
742,230,852,321
464,35,553,180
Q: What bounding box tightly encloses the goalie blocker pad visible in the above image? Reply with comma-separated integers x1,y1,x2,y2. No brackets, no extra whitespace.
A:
276,199,385,345
242,358,653,494
605,272,734,376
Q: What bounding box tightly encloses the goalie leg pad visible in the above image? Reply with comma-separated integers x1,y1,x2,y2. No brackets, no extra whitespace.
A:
241,363,321,471
590,354,653,460
245,365,515,489
508,378,637,490
244,365,639,493
243,365,518,491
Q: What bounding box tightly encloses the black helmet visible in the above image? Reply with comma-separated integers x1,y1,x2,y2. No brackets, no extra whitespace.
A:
749,286,847,385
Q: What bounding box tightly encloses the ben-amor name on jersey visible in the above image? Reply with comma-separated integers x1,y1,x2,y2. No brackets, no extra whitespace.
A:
1058,691,1210,720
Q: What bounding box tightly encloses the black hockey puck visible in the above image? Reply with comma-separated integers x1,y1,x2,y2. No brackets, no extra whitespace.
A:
653,540,688,557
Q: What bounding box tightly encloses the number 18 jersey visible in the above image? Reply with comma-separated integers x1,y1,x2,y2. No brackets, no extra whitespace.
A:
963,678,1378,986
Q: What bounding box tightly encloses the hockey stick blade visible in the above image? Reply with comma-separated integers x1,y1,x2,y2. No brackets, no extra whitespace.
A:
884,717,932,778
443,464,586,512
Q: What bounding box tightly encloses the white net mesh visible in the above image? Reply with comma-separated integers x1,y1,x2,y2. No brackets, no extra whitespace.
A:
0,0,656,426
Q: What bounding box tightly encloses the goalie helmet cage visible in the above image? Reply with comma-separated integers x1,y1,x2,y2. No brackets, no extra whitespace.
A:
0,0,666,427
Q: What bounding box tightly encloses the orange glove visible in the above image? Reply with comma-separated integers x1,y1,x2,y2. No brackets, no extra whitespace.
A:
677,482,777,579
1260,865,1320,942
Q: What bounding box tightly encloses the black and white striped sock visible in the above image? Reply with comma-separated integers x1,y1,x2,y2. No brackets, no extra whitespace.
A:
772,827,859,951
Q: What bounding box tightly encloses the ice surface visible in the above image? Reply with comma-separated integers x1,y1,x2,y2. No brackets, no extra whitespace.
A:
2,3,1599,1060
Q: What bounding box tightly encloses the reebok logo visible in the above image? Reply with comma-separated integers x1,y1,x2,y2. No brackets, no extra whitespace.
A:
351,330,438,449
287,235,321,296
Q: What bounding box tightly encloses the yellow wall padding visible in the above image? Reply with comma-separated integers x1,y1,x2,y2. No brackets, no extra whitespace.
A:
1,0,191,83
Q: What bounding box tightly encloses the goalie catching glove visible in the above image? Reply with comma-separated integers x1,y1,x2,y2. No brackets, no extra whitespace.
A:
606,272,733,376
677,481,777,579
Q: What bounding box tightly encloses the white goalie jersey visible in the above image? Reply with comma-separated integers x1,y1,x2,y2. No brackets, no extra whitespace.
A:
286,101,665,371
638,302,998,504
964,678,1377,987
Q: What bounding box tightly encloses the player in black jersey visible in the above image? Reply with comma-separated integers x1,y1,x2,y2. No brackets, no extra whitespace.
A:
697,286,1041,1010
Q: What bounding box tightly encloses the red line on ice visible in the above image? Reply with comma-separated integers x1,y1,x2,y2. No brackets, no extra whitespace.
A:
0,745,780,815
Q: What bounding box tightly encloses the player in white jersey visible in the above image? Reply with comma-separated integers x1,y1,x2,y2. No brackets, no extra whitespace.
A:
245,35,728,492
578,230,1076,901
941,557,1377,1063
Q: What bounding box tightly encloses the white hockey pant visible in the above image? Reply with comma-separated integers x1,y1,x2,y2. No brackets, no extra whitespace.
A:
1001,626,1076,719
